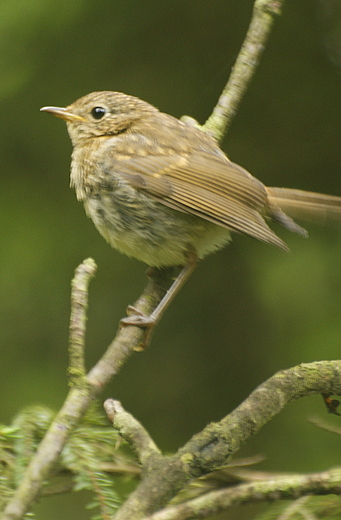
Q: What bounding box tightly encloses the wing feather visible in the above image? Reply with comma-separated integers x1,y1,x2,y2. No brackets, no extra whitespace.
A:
112,150,288,250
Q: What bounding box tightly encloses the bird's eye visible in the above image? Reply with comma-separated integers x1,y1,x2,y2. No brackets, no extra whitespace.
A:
91,106,106,120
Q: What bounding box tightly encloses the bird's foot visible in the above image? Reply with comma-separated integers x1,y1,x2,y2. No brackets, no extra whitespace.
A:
120,306,156,350
121,305,156,327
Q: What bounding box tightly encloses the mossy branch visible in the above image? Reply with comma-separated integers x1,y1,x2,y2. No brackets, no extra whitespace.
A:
110,361,341,520
104,399,161,465
142,468,341,520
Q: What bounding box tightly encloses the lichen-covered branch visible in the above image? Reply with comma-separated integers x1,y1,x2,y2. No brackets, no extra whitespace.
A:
142,468,341,520
104,399,161,465
112,361,341,520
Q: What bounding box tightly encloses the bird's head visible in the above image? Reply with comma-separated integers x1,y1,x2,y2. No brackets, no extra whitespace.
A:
41,91,158,146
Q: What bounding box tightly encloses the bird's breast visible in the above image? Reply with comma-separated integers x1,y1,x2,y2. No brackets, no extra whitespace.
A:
82,184,230,266
70,139,231,266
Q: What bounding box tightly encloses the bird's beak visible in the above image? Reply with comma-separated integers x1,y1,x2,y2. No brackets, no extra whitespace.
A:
40,106,86,123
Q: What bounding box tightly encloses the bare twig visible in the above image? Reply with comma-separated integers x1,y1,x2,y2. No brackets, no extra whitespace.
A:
68,258,96,384
0,263,173,520
203,0,285,142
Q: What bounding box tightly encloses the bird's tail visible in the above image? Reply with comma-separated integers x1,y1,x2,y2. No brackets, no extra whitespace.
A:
266,187,341,237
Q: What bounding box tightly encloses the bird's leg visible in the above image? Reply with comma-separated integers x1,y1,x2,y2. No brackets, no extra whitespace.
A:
120,250,197,348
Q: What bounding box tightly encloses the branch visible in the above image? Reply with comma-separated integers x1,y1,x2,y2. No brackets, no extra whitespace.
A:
0,262,173,520
142,468,341,520
203,0,285,142
104,399,161,465
68,258,96,384
112,361,341,520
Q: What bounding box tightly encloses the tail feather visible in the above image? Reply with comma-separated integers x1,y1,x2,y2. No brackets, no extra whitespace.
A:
267,187,341,231
267,187,341,217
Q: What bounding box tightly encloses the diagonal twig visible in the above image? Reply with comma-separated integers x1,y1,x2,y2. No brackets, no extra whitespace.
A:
0,262,173,520
203,0,285,142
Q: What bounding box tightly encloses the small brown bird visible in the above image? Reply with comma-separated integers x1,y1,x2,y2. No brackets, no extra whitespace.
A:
41,91,341,333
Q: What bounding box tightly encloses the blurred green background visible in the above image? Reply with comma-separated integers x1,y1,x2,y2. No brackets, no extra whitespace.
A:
1,0,341,518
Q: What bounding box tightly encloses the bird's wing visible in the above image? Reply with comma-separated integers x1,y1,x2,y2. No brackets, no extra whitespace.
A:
108,147,289,251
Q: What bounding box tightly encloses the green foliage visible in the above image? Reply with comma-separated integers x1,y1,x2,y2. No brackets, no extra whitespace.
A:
0,405,139,519
12,406,55,485
61,406,125,519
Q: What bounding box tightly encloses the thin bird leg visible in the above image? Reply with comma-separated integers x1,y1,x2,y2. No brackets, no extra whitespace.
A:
120,250,197,348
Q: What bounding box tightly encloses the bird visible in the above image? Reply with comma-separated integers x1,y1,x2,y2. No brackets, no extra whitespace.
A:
40,91,341,340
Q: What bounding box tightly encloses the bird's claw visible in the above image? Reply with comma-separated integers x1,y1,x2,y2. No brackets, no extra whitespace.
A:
121,305,155,327
120,306,156,350
120,314,155,328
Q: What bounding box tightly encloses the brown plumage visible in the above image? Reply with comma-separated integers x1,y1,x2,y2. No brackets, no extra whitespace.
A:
40,91,341,336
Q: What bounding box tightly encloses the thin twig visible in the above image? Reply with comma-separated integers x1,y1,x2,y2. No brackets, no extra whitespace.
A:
203,0,285,142
277,496,314,520
104,399,161,465
68,258,97,385
142,469,341,520
0,263,173,520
